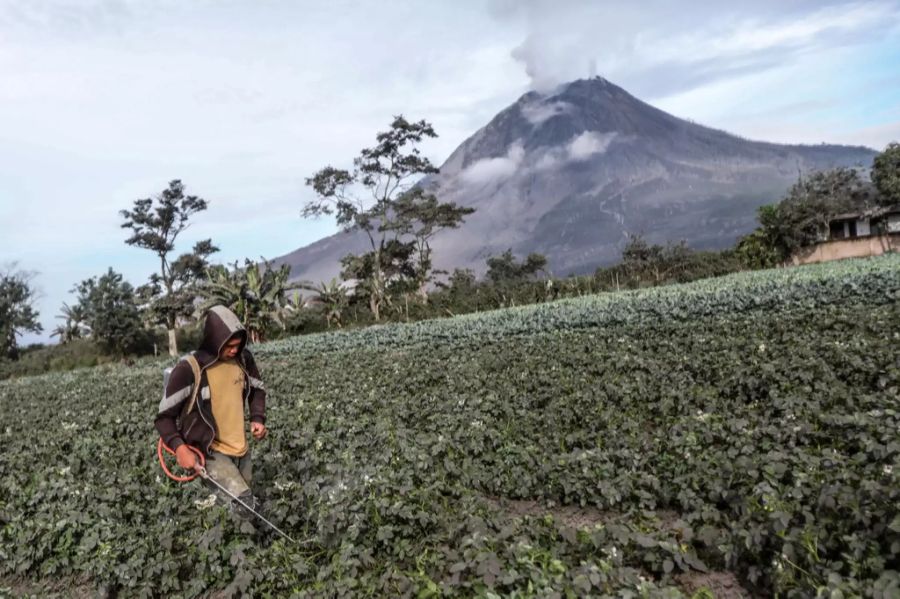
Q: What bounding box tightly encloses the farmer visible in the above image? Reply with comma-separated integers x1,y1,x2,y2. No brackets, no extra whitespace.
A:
155,305,267,517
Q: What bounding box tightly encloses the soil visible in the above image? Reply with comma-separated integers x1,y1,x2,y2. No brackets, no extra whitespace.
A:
0,576,99,598
676,571,754,598
483,495,681,532
483,496,756,598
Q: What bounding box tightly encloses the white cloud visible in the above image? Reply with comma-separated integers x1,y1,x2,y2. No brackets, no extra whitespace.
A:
461,141,525,185
567,131,616,160
521,100,572,125
531,131,617,171
490,0,900,98
534,152,561,171
838,120,900,150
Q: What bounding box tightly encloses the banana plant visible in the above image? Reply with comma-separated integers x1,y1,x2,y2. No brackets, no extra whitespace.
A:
296,278,348,329
197,258,300,343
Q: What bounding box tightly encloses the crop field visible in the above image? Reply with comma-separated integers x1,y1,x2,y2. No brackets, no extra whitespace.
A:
1,255,899,598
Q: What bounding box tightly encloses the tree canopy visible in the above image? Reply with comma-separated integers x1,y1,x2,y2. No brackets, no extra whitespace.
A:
73,268,146,356
0,264,42,360
304,116,474,319
873,142,900,207
745,167,876,261
120,179,218,355
485,250,547,284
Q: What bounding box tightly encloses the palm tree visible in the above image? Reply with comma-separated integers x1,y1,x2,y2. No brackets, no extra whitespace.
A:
50,302,89,344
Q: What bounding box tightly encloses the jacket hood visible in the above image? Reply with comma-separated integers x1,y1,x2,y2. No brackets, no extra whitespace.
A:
201,305,247,357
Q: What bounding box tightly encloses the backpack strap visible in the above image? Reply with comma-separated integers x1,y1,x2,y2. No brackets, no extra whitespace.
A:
180,354,202,418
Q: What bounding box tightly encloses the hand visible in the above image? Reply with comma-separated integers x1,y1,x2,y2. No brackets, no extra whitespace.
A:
175,445,199,471
251,422,268,440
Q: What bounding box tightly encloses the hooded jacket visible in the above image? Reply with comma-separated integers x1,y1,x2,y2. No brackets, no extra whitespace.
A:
155,306,266,454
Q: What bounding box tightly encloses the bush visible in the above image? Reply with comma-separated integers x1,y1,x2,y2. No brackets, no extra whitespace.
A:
0,338,112,379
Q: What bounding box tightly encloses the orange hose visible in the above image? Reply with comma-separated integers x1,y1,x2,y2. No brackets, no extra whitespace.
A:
157,438,206,482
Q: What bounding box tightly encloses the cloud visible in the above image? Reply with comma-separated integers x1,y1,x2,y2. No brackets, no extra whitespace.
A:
490,0,900,98
567,131,616,160
461,141,525,184
842,120,900,150
534,152,561,171
533,131,617,171
521,99,573,125
460,129,617,177
0,0,167,39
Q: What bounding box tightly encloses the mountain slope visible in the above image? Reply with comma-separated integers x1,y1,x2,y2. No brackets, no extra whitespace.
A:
277,77,876,282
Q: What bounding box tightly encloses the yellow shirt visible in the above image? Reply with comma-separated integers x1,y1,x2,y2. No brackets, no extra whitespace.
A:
206,359,248,457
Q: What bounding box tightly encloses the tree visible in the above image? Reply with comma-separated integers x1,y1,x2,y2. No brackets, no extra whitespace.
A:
619,235,702,284
432,268,479,316
339,238,418,307
74,268,146,356
386,190,474,299
735,204,783,268
304,116,474,320
485,250,547,284
771,168,875,256
120,180,219,356
300,279,349,329
873,142,900,207
198,258,298,343
50,302,89,344
0,264,42,360
620,234,664,282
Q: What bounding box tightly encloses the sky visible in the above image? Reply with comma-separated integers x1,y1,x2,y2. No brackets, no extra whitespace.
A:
2,0,899,345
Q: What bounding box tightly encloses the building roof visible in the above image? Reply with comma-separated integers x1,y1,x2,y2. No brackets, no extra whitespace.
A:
830,205,900,222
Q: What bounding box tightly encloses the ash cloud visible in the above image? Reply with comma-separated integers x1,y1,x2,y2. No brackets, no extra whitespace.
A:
461,141,526,185
521,99,572,125
489,0,900,98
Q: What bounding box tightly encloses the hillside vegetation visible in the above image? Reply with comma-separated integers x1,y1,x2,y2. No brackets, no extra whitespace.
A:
1,255,899,597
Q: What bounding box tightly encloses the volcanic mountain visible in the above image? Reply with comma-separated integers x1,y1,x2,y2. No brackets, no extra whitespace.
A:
277,77,876,282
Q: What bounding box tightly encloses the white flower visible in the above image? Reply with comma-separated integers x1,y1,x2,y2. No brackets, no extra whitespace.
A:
884,465,893,475
758,343,766,353
194,494,217,509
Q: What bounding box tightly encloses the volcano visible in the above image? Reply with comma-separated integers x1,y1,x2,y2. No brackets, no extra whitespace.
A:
277,77,876,281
